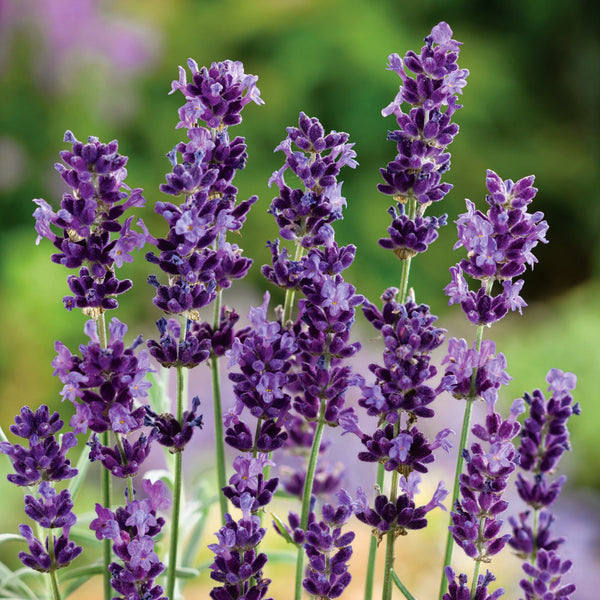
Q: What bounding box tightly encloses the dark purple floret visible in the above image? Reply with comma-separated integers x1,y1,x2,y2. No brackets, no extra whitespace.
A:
144,396,203,452
0,405,78,486
443,567,504,600
222,455,279,511
91,485,168,600
519,549,575,599
170,59,263,129
88,432,153,478
508,510,565,558
208,493,272,600
379,203,447,258
33,131,149,312
302,491,356,600
517,369,578,476
18,524,82,572
449,398,523,562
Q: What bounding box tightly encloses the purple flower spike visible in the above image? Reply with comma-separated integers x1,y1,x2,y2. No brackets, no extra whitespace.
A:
446,170,547,324
268,112,357,246
92,490,167,600
443,567,504,600
33,132,149,312
144,396,203,452
0,405,78,486
302,491,356,600
520,549,575,599
170,59,263,129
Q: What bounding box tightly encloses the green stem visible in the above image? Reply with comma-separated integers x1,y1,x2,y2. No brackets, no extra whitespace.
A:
49,569,61,600
211,291,229,526
97,312,112,600
438,319,487,600
470,560,481,599
46,528,62,600
114,434,134,501
390,569,418,600
294,401,327,600
283,244,306,324
531,507,539,561
364,462,385,600
166,324,188,600
381,420,401,600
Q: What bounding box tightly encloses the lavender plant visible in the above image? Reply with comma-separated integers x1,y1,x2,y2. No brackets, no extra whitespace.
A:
0,20,580,600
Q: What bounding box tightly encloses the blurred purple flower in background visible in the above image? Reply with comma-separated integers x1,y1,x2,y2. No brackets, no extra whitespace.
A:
0,0,158,89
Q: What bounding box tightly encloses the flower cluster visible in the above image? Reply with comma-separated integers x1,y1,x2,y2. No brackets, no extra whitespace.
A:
302,492,355,599
90,479,170,600
267,112,357,250
208,492,272,600
355,472,448,542
33,131,149,313
378,21,468,258
509,369,578,597
445,170,548,324
442,337,512,404
449,397,524,562
53,318,153,477
442,567,505,600
146,59,262,324
341,290,452,537
226,292,297,453
1,406,81,573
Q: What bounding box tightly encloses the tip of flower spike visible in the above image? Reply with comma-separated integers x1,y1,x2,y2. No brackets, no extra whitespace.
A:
63,130,78,144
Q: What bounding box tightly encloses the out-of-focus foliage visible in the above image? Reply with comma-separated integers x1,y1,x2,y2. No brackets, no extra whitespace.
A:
0,0,598,492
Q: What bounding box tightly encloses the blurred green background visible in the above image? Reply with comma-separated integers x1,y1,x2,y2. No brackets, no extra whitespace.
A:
0,0,598,594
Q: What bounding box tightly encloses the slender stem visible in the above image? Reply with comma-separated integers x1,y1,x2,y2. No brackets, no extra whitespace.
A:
211,290,229,525
49,569,61,600
364,461,385,600
531,507,539,561
437,320,487,600
166,323,188,600
283,244,306,324
381,420,401,600
470,560,481,599
294,400,327,600
46,529,62,600
97,312,112,600
114,434,134,501
390,569,418,600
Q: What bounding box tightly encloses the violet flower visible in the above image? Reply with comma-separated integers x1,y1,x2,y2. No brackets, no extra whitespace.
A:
1,406,82,573
519,549,576,599
90,479,170,600
355,473,448,542
53,317,154,478
225,292,297,454
342,290,452,484
146,59,261,327
508,369,577,595
33,131,150,313
442,567,504,600
208,492,271,600
302,490,356,599
0,405,77,486
378,21,469,258
449,397,524,562
444,170,548,325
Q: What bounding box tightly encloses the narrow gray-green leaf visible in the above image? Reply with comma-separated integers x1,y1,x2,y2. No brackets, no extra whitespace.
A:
68,437,94,502
0,534,25,545
59,562,104,582
269,512,296,546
